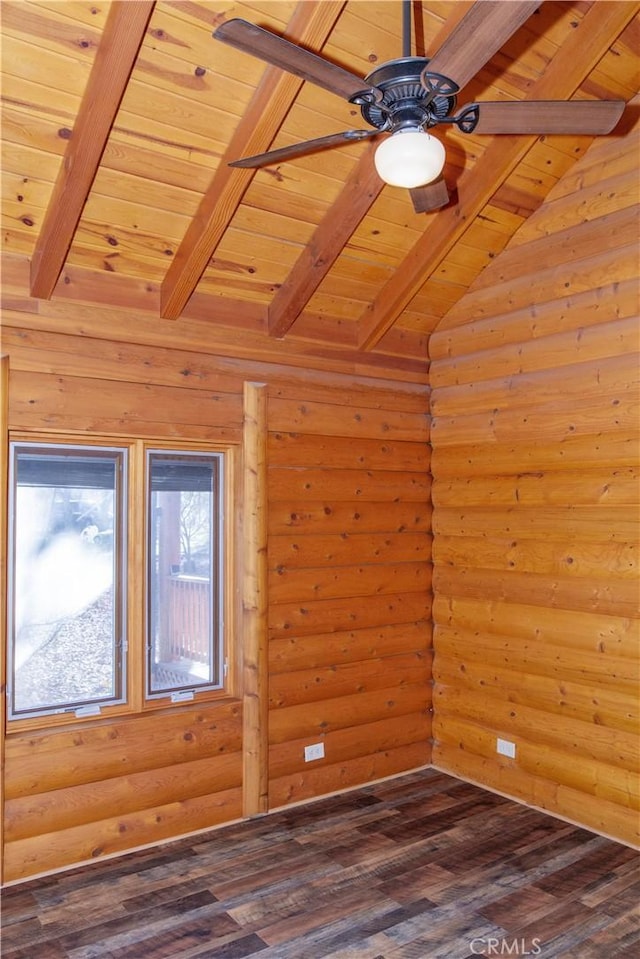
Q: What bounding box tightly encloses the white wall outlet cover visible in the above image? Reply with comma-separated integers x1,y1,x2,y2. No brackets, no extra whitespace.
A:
497,738,516,758
304,742,325,762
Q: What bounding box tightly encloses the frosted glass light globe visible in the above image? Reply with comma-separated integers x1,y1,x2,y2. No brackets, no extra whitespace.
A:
374,129,446,188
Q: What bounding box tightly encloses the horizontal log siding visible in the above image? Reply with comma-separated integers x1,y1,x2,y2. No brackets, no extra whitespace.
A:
267,408,432,808
2,312,431,881
428,121,640,847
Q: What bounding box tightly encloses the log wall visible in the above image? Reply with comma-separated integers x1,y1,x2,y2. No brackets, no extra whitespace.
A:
2,101,637,885
0,308,432,882
429,118,640,846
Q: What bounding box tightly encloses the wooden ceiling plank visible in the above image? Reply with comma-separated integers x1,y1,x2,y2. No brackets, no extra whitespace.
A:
29,1,155,300
357,1,638,350
160,1,346,321
268,141,384,338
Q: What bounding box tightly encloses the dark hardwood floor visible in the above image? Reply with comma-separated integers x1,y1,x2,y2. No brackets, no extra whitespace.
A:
2,769,638,959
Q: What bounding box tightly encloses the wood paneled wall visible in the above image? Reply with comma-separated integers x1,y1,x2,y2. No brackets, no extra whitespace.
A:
266,407,432,807
429,116,639,847
0,311,431,882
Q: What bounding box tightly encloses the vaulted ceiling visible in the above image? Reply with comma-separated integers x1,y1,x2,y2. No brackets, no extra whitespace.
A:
2,1,638,373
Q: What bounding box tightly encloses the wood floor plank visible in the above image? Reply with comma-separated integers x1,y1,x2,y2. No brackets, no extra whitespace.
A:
1,770,637,958
479,884,560,930
534,843,638,895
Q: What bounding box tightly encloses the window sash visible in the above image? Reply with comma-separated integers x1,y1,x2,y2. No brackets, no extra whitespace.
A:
8,442,127,720
145,450,224,700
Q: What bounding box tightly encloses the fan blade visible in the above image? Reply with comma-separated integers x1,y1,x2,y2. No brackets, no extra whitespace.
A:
471,99,626,135
214,18,372,101
410,179,450,214
427,1,541,91
228,129,380,169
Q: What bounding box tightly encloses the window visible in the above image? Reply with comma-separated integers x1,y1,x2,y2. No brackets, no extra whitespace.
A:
146,451,224,699
7,439,229,724
8,443,126,719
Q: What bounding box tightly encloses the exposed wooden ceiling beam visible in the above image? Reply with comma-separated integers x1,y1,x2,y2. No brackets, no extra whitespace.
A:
30,1,155,300
268,141,384,338
160,1,346,321
357,1,637,350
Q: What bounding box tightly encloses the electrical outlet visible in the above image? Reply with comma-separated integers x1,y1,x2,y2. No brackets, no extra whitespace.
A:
497,738,516,758
304,742,325,762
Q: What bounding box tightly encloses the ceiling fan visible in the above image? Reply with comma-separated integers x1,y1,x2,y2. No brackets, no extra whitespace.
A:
213,1,625,214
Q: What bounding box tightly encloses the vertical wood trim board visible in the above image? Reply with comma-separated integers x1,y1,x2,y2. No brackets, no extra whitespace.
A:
242,382,269,817
0,356,9,885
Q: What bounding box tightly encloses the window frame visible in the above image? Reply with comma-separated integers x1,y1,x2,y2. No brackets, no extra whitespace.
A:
5,433,237,731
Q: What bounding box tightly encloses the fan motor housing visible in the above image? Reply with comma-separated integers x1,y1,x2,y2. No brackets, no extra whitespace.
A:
356,57,457,132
